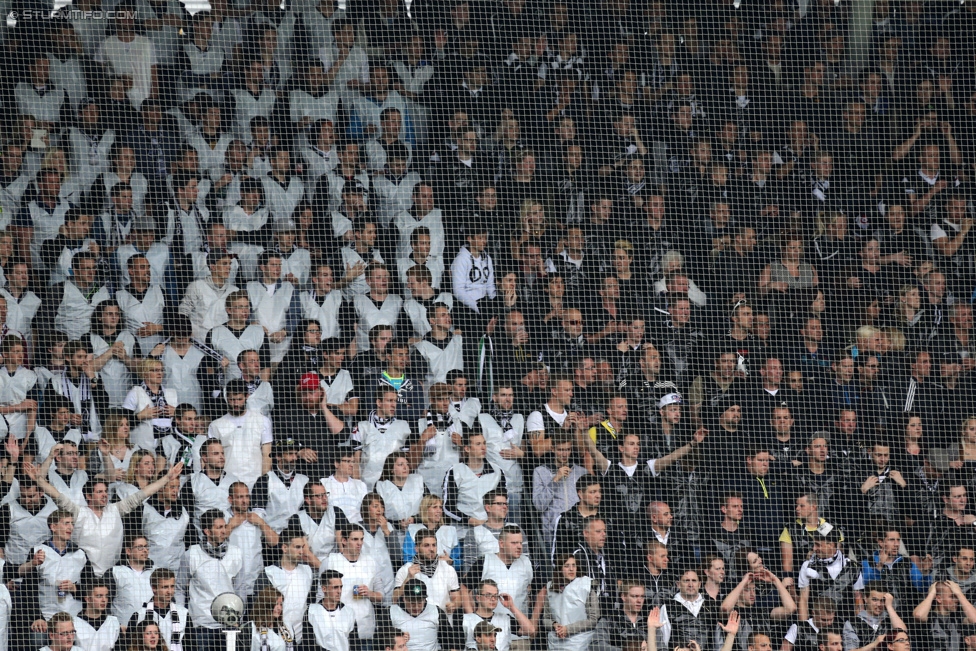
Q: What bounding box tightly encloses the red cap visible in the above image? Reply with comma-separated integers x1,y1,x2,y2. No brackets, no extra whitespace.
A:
299,372,321,392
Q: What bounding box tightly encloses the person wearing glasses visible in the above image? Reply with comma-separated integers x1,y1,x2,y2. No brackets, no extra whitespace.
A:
462,578,535,651
884,630,912,651
41,612,81,651
913,580,976,651
109,535,154,626
464,490,516,573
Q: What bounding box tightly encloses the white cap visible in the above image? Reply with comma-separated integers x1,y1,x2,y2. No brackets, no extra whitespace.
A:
658,393,683,409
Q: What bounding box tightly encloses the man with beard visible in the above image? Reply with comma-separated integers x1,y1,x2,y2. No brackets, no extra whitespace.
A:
206,379,273,488
283,373,346,479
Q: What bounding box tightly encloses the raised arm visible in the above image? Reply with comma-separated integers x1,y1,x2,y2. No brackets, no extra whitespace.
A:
722,572,752,613
650,428,706,476
913,582,937,622
719,611,740,651
25,448,63,503
577,427,609,474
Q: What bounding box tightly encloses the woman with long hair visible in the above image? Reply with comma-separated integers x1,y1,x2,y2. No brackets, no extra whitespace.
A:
403,494,460,567
93,411,135,481
375,452,424,527
244,587,290,651
539,553,599,651
127,620,169,651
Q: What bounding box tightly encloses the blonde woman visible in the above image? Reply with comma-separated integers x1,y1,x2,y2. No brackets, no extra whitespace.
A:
115,449,160,500
404,494,460,566
122,358,178,452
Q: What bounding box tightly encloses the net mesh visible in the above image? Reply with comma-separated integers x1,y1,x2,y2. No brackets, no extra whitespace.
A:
0,0,971,650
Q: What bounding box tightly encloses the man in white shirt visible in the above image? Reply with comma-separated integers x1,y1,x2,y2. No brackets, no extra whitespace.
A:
206,379,273,488
96,7,157,108
27,445,183,575
322,522,384,644
393,527,461,612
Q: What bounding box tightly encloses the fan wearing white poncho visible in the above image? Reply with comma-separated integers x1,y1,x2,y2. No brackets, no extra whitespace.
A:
543,555,599,651
393,528,460,612
389,578,463,651
479,386,525,519
400,265,450,336
179,253,238,341
73,579,121,651
375,452,424,525
321,522,385,642
53,251,112,341
247,251,300,364
250,440,309,534
415,384,464,496
307,570,356,651
122,358,177,452
250,528,317,645
414,304,464,387
358,388,412,491
442,429,506,528
50,341,112,442
28,449,185,576
0,335,39,440
353,263,403,353
301,264,346,341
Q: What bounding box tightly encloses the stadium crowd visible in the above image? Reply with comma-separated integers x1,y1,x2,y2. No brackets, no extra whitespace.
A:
5,1,976,651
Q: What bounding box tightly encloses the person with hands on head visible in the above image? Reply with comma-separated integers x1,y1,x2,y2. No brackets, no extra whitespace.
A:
26,447,184,576
721,565,797,619
51,340,111,442
843,586,908,651
913,580,976,648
